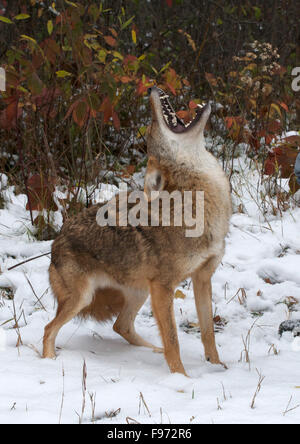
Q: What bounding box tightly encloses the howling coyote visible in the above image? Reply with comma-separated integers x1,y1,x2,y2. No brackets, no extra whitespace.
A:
43,87,232,375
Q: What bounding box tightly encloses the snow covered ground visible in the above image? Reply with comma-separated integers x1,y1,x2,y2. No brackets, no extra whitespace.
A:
0,159,300,425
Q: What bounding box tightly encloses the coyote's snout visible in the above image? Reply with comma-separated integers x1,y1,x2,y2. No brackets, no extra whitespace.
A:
43,86,232,375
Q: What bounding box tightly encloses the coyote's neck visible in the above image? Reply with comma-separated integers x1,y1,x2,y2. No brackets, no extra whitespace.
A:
159,145,227,194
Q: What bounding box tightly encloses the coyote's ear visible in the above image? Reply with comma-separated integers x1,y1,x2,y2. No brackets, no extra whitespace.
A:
144,156,166,201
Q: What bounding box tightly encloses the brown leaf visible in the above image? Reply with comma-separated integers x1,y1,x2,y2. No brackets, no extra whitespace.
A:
175,289,186,299
289,174,300,194
264,145,298,178
26,175,58,212
0,98,22,130
73,100,89,128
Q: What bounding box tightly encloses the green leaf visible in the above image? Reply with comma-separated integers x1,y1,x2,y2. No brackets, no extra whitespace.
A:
121,16,135,30
97,49,107,63
14,14,31,20
253,6,261,20
20,35,37,44
65,0,78,7
17,86,30,94
159,61,171,74
27,72,44,95
112,51,123,60
47,20,53,35
56,70,72,78
0,16,13,24
137,126,147,138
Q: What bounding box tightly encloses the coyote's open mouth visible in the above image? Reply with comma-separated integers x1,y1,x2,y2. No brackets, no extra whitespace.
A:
153,87,209,134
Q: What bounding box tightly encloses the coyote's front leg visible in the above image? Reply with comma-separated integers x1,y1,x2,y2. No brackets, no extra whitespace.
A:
150,281,186,375
192,259,223,366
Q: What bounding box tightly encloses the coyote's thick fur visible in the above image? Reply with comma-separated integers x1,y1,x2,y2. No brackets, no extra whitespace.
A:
43,87,232,375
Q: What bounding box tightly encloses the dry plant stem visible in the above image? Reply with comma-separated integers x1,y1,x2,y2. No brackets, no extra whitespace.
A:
240,318,259,370
76,360,87,424
139,392,151,418
89,392,96,423
250,369,265,409
24,273,47,312
59,366,65,425
12,299,23,351
283,396,300,416
126,416,141,425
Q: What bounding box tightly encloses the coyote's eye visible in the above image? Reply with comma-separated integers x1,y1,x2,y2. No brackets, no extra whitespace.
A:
156,87,208,134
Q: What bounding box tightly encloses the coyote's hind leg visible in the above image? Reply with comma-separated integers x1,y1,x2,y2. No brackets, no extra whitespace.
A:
113,289,163,353
43,266,94,359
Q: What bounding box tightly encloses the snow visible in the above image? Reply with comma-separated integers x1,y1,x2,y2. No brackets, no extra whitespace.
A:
0,157,300,425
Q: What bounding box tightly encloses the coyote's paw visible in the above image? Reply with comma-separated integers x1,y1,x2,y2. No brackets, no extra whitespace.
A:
152,346,164,354
42,350,57,360
207,356,228,370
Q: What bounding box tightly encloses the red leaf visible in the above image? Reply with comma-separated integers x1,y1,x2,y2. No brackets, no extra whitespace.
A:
109,27,118,38
265,135,274,145
112,111,120,131
264,158,275,175
205,72,218,87
264,145,298,177
104,35,117,47
100,97,114,123
73,100,89,128
166,0,173,7
189,100,198,110
166,82,176,96
278,102,289,112
136,78,152,96
123,55,138,66
176,110,193,124
0,98,22,130
225,117,233,129
120,76,132,84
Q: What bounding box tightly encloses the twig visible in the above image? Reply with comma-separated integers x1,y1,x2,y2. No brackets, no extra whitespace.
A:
7,252,51,271
79,360,87,424
139,392,151,417
126,416,141,424
59,366,65,425
250,369,265,409
24,273,47,312
283,396,300,416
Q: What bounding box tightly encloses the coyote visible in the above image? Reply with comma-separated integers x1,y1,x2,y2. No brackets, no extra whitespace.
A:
43,87,232,375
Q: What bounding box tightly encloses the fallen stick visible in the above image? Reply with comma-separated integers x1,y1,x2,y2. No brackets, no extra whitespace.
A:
7,252,51,272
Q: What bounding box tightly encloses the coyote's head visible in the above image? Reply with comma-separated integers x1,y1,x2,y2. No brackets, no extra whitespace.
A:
147,86,211,165
144,87,212,199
